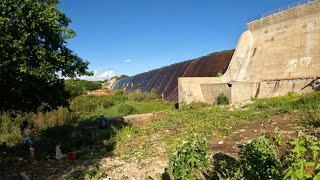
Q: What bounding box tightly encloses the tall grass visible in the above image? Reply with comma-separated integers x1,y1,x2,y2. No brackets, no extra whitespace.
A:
30,107,78,128
0,113,24,146
70,96,115,114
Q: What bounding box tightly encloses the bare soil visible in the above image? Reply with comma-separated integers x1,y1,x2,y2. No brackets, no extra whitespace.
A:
211,114,299,157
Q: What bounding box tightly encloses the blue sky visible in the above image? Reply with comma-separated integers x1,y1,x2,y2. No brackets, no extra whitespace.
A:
59,0,299,80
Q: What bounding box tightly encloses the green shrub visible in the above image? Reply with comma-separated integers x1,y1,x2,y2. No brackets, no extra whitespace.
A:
282,132,320,179
212,132,320,180
117,104,137,116
70,96,114,114
113,90,129,103
211,153,244,180
65,79,102,98
181,102,210,110
239,137,281,179
168,134,209,180
294,91,320,109
300,110,320,129
29,107,78,128
0,113,24,146
115,75,129,81
217,93,229,105
129,89,158,102
216,71,223,77
114,90,128,96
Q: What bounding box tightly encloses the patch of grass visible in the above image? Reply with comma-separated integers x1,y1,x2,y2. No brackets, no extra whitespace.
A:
29,107,79,128
70,96,115,114
129,89,158,102
117,104,136,116
217,93,229,105
247,92,320,114
113,92,320,162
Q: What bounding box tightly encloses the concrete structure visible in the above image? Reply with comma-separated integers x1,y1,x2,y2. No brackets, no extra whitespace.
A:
179,0,320,105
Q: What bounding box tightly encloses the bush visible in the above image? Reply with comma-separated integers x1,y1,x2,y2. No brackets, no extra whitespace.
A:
65,80,102,98
129,89,158,102
0,113,24,146
294,91,320,109
216,71,223,77
30,107,78,128
239,137,280,179
113,90,129,103
181,102,210,110
70,96,115,114
114,90,127,96
212,132,320,180
282,132,320,179
168,134,209,180
117,104,136,116
217,93,229,105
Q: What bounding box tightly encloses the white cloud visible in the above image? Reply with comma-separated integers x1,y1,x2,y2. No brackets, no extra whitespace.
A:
124,59,132,62
79,70,116,81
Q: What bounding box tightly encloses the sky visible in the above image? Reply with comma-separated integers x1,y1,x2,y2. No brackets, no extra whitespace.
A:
59,0,299,81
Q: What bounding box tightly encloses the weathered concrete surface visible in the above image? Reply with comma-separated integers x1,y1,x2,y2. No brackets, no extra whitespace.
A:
179,0,320,105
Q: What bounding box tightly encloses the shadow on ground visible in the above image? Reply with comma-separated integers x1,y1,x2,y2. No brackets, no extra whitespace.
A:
0,116,128,180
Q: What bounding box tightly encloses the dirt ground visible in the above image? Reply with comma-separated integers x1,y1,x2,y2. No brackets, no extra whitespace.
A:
210,114,299,157
0,113,300,179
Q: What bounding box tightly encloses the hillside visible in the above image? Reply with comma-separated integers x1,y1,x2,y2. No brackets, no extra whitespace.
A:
1,91,319,179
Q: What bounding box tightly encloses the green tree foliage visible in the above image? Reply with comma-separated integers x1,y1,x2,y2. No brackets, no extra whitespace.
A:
0,0,90,112
64,80,102,98
116,75,129,81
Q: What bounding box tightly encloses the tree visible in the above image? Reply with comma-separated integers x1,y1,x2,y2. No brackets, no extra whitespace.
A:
0,0,91,112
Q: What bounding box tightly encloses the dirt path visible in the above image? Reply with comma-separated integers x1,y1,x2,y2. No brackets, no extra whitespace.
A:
210,114,299,157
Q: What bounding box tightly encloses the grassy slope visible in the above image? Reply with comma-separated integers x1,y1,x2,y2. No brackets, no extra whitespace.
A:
1,91,319,172
113,92,320,162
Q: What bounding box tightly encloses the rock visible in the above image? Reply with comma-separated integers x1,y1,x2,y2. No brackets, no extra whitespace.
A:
239,129,246,132
218,141,224,145
20,171,30,180
252,130,258,132
271,122,278,125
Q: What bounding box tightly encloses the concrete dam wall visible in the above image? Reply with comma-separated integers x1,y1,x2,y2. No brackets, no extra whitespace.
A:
111,50,234,101
179,0,320,105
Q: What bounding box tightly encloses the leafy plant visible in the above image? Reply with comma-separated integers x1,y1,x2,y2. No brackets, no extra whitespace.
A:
168,134,209,180
282,132,320,180
129,89,158,102
212,131,320,180
117,104,136,116
217,93,229,105
239,136,281,179
216,71,223,77
70,96,114,114
65,80,102,98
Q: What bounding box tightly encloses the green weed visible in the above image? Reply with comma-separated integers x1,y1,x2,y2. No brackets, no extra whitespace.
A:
217,93,229,105
168,134,209,180
117,104,137,116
